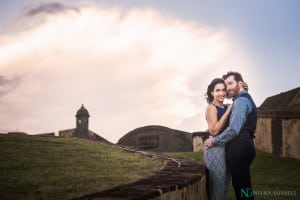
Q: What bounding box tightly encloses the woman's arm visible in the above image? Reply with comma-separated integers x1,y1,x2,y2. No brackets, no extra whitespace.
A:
206,104,232,136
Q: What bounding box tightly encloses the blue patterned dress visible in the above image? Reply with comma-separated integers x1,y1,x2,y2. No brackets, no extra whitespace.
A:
204,104,230,200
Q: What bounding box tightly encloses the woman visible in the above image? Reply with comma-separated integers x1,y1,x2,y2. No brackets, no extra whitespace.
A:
204,78,232,200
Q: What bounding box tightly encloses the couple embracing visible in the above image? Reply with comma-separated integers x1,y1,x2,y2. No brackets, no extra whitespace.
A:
204,71,257,200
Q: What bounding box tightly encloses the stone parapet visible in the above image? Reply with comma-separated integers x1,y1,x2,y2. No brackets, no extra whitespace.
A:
74,145,207,200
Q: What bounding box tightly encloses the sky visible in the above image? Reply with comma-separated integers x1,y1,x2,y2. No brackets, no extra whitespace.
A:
0,0,299,143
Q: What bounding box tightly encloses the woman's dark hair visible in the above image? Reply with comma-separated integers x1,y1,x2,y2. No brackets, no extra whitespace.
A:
206,78,225,103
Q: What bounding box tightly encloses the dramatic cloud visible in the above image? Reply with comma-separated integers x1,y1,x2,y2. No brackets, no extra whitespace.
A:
0,76,21,97
24,2,80,16
0,2,251,142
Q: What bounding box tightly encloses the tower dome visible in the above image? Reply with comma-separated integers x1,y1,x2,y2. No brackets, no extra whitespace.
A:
76,104,90,117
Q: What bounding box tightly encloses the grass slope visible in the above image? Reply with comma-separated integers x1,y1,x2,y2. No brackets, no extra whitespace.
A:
0,134,164,200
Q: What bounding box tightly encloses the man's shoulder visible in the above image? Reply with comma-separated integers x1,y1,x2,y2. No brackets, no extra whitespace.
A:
235,92,254,110
237,91,253,101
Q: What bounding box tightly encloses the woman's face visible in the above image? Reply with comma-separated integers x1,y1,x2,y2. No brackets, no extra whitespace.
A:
211,83,227,102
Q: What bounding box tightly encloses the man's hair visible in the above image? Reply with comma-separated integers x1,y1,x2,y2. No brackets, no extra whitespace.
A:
222,71,244,82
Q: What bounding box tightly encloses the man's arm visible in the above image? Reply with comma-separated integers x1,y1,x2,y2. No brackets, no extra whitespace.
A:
212,97,252,145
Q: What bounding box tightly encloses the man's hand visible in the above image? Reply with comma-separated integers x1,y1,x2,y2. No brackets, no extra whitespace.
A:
204,136,213,149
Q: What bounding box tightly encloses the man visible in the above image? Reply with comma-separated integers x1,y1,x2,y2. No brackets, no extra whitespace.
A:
204,71,257,200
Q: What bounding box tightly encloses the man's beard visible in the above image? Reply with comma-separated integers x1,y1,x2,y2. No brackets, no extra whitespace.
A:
227,85,239,98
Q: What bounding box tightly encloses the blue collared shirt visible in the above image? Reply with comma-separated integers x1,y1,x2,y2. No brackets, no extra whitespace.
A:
212,90,254,145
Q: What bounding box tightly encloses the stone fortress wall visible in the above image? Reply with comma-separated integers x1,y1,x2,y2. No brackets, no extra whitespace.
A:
118,125,193,152
254,87,300,159
255,110,300,159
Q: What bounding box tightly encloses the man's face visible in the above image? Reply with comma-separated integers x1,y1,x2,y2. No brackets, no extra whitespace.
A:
224,75,240,98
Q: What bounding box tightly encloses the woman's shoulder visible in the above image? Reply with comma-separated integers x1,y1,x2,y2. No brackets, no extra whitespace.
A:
206,104,218,112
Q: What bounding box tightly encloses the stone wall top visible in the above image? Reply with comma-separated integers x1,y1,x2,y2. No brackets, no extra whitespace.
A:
257,109,300,119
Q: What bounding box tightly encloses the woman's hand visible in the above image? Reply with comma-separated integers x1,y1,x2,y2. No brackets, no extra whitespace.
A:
227,103,233,112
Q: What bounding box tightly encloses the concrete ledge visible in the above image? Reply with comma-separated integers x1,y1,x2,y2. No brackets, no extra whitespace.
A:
74,145,207,200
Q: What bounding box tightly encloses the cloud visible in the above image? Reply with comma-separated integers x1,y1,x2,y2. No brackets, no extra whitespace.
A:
0,3,250,142
0,75,21,97
24,2,80,16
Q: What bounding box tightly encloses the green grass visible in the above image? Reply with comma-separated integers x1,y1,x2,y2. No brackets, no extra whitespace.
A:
0,134,165,200
167,150,300,200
